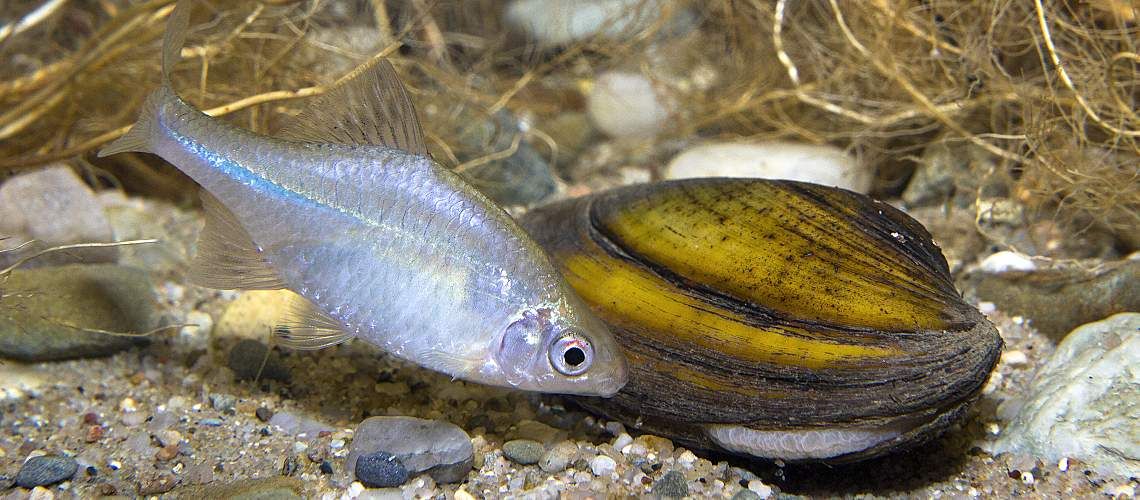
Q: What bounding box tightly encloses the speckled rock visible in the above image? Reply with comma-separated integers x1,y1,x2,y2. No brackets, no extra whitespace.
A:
652,470,689,498
346,416,474,484
356,451,410,488
539,441,579,473
0,265,155,361
992,313,1140,477
502,439,544,465
15,455,78,488
169,476,303,499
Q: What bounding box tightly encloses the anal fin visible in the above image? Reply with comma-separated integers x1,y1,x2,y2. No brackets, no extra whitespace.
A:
189,191,286,290
274,295,355,350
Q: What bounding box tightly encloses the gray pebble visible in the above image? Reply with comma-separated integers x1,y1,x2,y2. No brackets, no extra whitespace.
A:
346,416,473,484
15,455,78,488
227,339,290,382
209,393,237,414
539,441,578,473
502,439,544,465
652,470,689,498
732,490,762,500
355,451,409,488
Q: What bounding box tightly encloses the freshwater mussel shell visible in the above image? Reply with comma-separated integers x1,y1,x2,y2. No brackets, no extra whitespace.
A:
520,178,1002,462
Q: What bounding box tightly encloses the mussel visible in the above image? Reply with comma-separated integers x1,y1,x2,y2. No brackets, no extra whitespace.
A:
520,178,1002,462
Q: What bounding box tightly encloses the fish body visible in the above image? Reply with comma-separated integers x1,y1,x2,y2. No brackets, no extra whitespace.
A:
100,2,626,396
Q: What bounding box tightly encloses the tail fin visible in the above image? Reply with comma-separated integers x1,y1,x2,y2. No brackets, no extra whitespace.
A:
98,92,161,157
98,0,192,157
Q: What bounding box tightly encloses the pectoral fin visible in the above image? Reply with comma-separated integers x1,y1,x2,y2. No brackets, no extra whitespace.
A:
189,191,286,290
277,59,428,155
274,296,354,350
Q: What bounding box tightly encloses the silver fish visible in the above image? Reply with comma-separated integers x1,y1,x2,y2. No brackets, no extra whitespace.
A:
99,1,627,396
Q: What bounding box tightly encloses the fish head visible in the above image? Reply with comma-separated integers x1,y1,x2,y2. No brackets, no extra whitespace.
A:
490,291,628,397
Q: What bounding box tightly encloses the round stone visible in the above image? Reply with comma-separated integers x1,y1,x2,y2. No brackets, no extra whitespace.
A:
15,455,79,488
502,439,544,465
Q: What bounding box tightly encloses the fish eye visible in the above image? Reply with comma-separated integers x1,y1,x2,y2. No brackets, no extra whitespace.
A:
550,332,593,376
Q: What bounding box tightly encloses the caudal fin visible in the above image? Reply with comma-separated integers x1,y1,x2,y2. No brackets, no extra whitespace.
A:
97,92,161,157
98,0,192,157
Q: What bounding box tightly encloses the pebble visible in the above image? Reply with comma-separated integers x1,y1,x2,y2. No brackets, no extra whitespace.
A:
979,251,1037,273
165,476,302,499
652,470,689,498
15,455,78,488
208,393,237,414
747,479,774,498
539,441,578,473
587,71,674,138
502,439,545,465
355,451,410,488
732,489,762,500
505,420,568,445
505,0,689,47
214,290,294,340
677,450,697,468
665,141,872,193
1001,350,1028,367
346,416,474,484
965,257,1138,339
0,166,116,267
461,110,558,207
612,432,633,451
0,265,156,361
589,455,616,477
992,313,1140,477
255,407,274,422
268,411,333,438
226,339,291,382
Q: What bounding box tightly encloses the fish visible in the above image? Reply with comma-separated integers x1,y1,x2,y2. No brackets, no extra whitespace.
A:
98,1,627,397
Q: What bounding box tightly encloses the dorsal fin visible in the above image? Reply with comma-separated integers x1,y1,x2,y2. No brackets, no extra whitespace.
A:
188,191,286,290
278,59,428,155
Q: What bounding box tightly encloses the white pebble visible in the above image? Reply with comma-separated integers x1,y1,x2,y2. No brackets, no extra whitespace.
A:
506,0,682,46
665,142,872,193
347,481,365,498
677,450,697,468
1058,457,1069,472
979,251,1036,273
1002,350,1028,367
1020,471,1034,485
613,432,633,451
589,455,617,476
293,441,309,454
454,488,476,500
978,301,996,314
330,439,345,450
1110,484,1135,499
748,479,774,498
588,71,672,138
118,397,137,412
